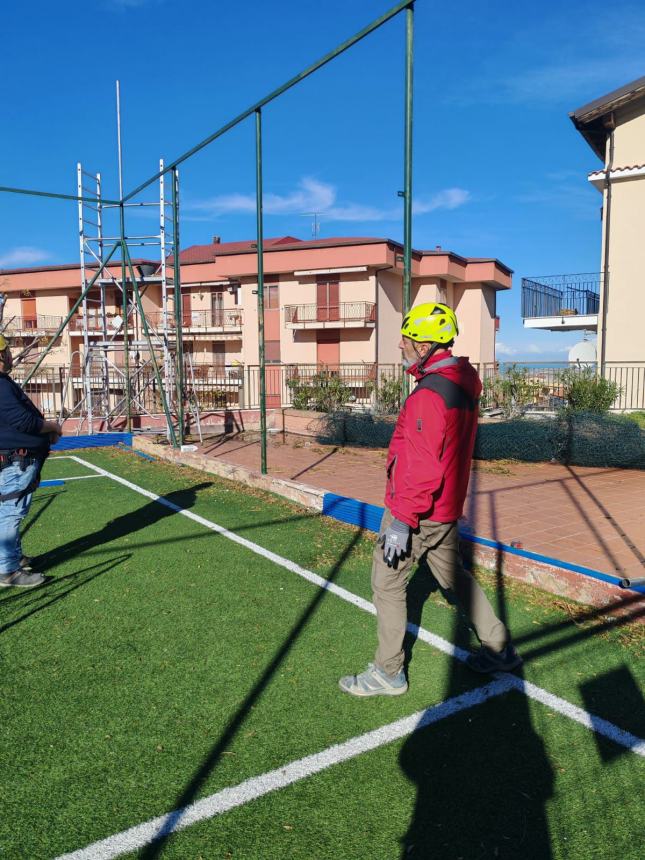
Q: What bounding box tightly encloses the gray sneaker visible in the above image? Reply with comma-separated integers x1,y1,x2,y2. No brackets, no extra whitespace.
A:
20,555,34,570
0,569,45,588
339,663,408,697
466,644,523,674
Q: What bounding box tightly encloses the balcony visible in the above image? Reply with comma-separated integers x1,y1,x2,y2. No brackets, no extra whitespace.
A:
284,302,376,329
522,274,600,331
2,314,63,336
148,308,243,336
69,313,132,336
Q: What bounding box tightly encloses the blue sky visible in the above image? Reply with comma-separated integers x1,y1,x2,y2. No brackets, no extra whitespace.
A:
1,0,642,359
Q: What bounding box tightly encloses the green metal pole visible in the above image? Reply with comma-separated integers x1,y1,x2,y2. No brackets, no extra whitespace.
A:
402,3,414,317
124,0,413,202
0,185,120,206
119,205,132,434
23,241,120,384
255,109,268,475
402,3,414,396
123,244,178,446
172,168,185,447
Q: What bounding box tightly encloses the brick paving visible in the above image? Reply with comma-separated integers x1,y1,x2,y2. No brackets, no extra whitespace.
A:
197,432,645,583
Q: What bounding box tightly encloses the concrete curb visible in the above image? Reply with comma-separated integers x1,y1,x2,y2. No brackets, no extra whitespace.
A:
133,436,325,511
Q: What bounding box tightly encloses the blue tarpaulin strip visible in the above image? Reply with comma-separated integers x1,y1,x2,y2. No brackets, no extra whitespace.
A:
52,433,133,451
321,492,645,595
38,479,65,488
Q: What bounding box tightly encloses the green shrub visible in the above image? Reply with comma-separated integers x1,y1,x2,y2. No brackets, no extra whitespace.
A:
481,365,544,417
557,368,621,413
372,373,404,415
286,370,353,413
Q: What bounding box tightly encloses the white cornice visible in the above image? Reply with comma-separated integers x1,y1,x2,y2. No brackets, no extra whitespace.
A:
588,164,645,191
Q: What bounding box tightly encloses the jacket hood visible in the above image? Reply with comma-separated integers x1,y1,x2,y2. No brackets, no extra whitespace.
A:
408,351,482,399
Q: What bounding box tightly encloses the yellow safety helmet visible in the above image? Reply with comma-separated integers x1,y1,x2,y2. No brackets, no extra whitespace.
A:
401,302,459,344
0,333,8,352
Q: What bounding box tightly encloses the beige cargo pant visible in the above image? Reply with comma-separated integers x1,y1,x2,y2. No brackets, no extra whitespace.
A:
372,509,508,676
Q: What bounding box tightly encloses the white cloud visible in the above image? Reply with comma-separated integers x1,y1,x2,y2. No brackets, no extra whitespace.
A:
496,342,518,356
0,246,50,268
187,178,470,223
414,188,471,214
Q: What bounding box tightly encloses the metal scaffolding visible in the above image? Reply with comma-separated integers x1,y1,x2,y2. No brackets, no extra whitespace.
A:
0,0,414,468
69,155,184,442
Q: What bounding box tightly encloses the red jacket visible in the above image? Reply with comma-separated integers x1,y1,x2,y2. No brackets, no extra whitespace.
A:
385,351,481,527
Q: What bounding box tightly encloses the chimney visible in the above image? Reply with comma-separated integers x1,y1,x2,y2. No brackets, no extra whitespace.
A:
212,235,221,244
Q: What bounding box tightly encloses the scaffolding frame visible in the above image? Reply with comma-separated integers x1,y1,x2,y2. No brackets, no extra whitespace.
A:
0,0,415,470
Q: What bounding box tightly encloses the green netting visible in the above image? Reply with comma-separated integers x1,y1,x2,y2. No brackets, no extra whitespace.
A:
553,411,645,468
313,410,645,469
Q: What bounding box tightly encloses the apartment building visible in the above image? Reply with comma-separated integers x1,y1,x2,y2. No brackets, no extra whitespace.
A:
0,235,511,381
570,75,645,366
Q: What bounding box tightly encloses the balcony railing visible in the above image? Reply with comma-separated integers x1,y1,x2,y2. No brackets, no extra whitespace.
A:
521,274,601,319
69,314,122,332
148,309,243,332
2,314,63,335
284,302,376,328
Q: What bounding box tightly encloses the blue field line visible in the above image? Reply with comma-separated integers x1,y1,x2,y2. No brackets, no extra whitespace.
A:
321,492,645,596
38,479,66,488
52,433,133,451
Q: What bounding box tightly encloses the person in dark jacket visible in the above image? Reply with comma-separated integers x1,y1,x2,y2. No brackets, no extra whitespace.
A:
340,303,521,697
0,334,62,587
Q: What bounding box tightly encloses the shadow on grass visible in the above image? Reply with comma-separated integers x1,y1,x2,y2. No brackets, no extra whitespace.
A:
139,526,364,858
32,482,213,573
0,554,130,636
401,462,555,858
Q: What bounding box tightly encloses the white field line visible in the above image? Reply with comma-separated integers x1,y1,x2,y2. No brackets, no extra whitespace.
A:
56,677,514,860
55,475,107,481
69,456,645,758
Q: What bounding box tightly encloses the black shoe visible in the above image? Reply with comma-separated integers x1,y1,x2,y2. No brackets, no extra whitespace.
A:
0,569,45,588
466,644,523,674
20,555,34,570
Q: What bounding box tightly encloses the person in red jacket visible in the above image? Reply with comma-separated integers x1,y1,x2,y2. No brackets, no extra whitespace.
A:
340,303,521,697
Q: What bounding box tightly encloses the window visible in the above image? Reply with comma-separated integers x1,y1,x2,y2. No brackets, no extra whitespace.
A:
265,284,279,309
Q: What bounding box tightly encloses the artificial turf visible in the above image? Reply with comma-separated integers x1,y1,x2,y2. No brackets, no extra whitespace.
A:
0,448,642,859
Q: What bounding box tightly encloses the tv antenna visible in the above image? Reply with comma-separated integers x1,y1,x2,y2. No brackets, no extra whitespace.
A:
300,211,321,239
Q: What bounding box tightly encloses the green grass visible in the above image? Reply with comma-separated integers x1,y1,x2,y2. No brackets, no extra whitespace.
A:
0,449,643,859
626,411,645,429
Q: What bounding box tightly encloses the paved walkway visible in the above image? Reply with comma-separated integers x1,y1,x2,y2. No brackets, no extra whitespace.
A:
197,432,645,583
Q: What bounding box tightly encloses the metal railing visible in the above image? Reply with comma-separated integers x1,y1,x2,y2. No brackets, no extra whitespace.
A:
521,274,601,318
69,313,122,332
284,302,376,326
2,314,63,334
12,360,645,419
148,309,243,331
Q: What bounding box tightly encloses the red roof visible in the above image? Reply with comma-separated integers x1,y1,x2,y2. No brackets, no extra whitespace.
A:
178,235,397,265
